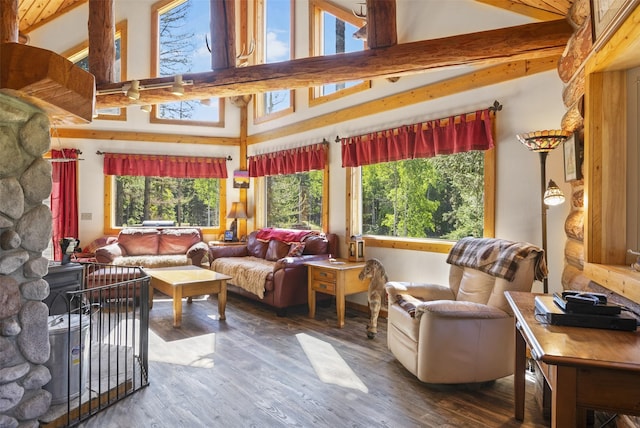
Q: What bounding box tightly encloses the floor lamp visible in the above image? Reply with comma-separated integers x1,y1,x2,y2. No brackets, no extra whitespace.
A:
516,130,569,293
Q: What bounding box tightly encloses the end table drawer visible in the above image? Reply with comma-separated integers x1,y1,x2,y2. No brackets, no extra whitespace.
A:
312,269,336,282
312,280,336,293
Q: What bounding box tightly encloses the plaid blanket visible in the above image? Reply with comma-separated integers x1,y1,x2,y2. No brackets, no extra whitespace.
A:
446,237,547,281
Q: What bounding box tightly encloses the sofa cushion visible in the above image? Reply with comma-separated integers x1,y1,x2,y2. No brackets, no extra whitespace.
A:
302,235,328,255
118,228,159,256
265,239,289,261
247,236,268,259
158,228,202,255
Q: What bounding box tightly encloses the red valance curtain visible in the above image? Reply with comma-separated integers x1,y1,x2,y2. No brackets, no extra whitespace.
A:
248,143,327,177
51,149,78,261
341,108,494,167
103,153,228,178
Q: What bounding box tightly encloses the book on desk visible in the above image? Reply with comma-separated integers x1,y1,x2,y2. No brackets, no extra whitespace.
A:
534,293,639,331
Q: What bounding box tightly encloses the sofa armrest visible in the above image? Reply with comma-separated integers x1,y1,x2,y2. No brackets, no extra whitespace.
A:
209,245,249,263
187,241,209,265
95,242,125,264
273,253,329,271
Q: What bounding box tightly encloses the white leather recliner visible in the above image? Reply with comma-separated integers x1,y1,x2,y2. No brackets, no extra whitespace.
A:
385,237,545,384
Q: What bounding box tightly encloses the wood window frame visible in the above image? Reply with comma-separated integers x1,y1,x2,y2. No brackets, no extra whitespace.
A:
150,0,225,127
62,20,128,121
253,0,295,124
308,0,370,107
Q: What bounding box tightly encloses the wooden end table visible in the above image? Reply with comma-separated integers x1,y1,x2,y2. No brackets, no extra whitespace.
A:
145,265,231,328
305,259,370,328
505,291,640,427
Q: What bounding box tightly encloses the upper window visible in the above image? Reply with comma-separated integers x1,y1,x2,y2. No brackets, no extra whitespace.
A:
151,0,224,126
254,0,294,123
63,21,128,121
309,0,369,106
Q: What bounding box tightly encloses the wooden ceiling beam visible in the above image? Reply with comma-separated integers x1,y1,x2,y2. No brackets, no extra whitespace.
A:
95,19,573,109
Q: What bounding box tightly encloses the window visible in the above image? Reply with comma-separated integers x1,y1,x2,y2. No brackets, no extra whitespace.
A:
361,151,486,240
266,171,323,230
106,176,223,231
151,0,224,126
254,0,294,122
63,21,128,120
309,0,369,106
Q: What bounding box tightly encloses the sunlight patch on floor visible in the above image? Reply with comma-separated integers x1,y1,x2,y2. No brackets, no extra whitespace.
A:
148,331,216,368
296,333,368,393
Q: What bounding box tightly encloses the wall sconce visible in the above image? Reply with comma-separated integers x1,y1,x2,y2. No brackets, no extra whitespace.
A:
140,105,152,113
226,202,248,242
516,129,570,293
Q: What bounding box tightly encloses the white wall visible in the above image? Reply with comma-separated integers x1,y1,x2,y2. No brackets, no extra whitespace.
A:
29,0,570,298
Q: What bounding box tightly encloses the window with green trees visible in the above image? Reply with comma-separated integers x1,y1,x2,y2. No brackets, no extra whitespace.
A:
112,176,221,228
361,151,485,240
266,171,323,230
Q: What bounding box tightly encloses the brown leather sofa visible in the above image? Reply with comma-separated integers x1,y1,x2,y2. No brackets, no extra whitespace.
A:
95,228,209,268
209,229,338,315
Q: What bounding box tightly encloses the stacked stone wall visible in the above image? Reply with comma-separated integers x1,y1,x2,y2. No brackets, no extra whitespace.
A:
0,94,53,427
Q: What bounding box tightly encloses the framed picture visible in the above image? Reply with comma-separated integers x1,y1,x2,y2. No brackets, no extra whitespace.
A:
224,230,234,242
591,0,640,45
563,134,582,182
233,170,250,189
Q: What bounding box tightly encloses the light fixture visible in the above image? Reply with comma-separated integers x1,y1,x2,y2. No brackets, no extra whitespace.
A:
200,98,212,106
126,80,140,100
226,202,248,242
171,75,185,96
543,179,565,206
516,129,570,294
140,104,152,113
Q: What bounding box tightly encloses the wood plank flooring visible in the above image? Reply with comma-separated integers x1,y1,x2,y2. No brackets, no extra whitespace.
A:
78,293,552,428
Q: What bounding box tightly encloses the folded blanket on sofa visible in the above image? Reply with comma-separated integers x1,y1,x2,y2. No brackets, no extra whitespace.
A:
255,227,320,243
446,237,547,281
211,256,274,299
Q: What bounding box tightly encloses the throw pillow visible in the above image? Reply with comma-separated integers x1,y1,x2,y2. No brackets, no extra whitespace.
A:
287,242,305,257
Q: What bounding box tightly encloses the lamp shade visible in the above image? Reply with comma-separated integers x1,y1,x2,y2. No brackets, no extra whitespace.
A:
543,179,565,206
516,129,570,152
227,202,247,219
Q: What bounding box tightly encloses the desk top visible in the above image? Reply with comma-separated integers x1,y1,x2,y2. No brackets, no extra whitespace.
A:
506,291,640,371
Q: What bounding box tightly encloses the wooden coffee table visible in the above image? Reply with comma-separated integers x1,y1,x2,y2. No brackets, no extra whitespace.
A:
145,265,231,327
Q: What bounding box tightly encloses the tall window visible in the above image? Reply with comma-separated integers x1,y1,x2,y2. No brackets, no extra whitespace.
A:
255,0,294,122
362,151,485,240
266,171,323,230
151,0,224,126
63,21,128,120
309,0,369,106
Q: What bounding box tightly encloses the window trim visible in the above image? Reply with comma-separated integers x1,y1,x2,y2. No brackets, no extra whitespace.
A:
150,0,225,127
253,0,295,123
308,0,369,106
62,20,128,121
103,175,227,236
346,145,496,254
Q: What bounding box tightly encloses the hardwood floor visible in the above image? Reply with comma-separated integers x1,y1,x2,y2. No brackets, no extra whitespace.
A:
78,293,551,428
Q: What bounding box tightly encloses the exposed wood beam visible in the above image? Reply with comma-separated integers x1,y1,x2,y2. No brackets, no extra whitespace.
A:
366,0,396,49
51,128,240,146
88,0,115,84
210,0,236,70
247,55,561,145
474,0,564,20
1,0,19,43
96,19,573,109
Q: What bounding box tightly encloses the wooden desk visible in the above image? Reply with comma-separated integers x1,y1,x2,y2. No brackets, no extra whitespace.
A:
305,259,369,328
505,291,640,427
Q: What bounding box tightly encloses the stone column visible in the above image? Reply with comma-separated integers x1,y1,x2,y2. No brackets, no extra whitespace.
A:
0,93,54,427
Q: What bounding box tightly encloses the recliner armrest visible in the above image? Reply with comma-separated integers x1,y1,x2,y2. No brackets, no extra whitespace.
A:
385,281,455,302
415,300,509,319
